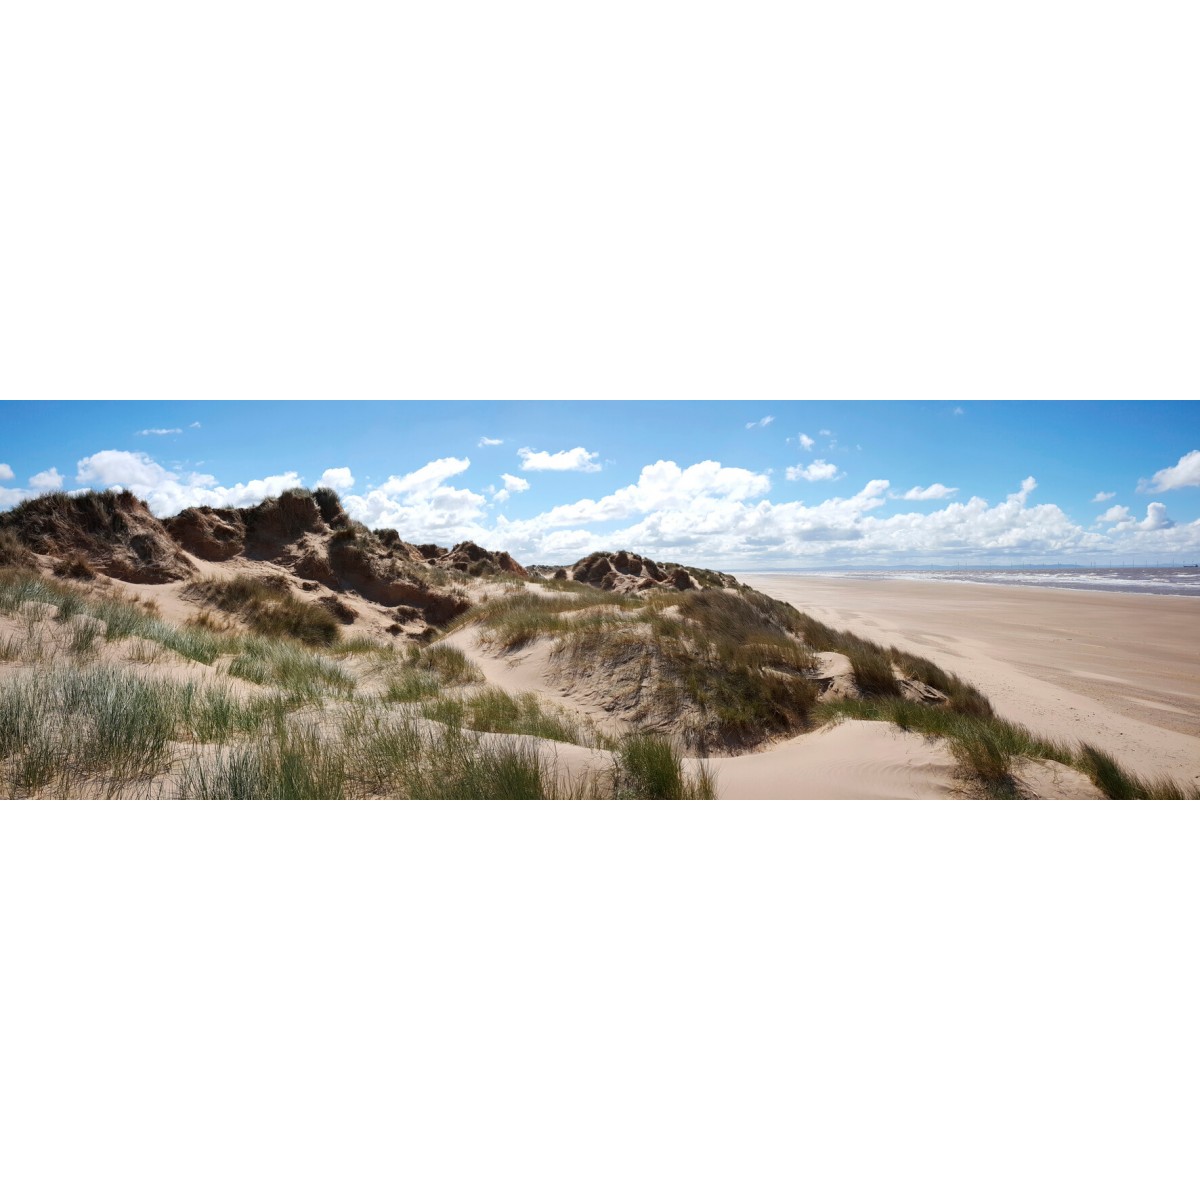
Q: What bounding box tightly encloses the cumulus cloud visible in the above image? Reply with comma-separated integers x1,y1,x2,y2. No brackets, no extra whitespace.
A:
786,459,840,482
1139,449,1200,493
74,450,303,516
189,421,202,429
29,468,63,489
517,446,601,473
901,483,958,501
1101,502,1175,532
136,428,182,436
316,467,355,491
478,436,503,447
745,416,775,429
0,464,12,481
1092,491,1116,502
375,457,471,494
798,433,815,451
340,457,488,542
506,460,772,529
493,473,530,504
477,466,1151,569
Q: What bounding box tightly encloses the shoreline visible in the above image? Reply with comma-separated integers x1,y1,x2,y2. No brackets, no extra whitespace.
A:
741,573,1200,790
740,571,1200,600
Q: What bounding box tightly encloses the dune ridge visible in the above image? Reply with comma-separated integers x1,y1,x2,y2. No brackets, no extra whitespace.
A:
0,487,1191,800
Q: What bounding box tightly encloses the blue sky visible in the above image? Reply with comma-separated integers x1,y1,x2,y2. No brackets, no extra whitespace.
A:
2,401,1198,567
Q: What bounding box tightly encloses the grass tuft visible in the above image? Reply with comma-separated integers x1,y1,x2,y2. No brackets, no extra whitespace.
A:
185,574,341,647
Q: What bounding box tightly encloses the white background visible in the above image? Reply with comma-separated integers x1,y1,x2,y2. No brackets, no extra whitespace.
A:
3,803,1198,1198
2,4,1198,1197
1,1,1197,399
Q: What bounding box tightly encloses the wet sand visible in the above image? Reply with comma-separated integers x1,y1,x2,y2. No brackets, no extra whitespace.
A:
742,574,1200,789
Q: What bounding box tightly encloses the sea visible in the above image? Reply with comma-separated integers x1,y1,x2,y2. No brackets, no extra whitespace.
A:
756,566,1200,598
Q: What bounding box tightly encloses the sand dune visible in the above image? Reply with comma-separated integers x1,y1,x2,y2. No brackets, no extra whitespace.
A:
743,575,1200,791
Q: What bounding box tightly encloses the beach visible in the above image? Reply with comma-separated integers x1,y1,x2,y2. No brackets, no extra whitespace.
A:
741,574,1200,791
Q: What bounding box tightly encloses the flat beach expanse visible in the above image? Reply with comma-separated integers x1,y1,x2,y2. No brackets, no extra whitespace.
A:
742,574,1200,790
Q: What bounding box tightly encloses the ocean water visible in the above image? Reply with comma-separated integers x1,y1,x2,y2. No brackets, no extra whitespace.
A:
793,567,1200,598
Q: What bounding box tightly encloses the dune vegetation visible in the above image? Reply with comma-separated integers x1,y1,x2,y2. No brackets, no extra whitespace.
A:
0,487,1192,801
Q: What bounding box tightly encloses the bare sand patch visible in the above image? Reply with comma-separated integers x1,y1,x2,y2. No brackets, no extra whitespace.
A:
701,720,960,799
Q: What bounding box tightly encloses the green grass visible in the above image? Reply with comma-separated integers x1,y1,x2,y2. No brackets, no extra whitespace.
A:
816,697,1198,799
555,589,821,749
180,728,348,800
383,667,442,703
613,734,716,799
0,570,230,665
460,589,641,651
227,637,355,698
421,686,609,748
185,574,342,647
1076,744,1200,800
414,642,483,685
846,645,902,697
0,667,175,796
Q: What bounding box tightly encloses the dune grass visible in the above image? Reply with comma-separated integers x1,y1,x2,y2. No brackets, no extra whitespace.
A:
0,663,301,797
179,728,348,800
817,696,1197,799
460,589,641,651
421,686,611,748
613,734,716,799
1075,744,1200,801
0,567,229,664
185,574,342,647
226,637,355,698
554,588,821,749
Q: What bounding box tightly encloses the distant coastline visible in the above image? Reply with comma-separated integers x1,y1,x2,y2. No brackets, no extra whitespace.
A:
746,566,1200,598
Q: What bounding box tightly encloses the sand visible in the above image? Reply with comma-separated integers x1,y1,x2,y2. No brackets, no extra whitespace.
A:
742,574,1200,790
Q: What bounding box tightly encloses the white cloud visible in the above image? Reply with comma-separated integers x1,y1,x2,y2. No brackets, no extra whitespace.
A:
339,457,488,542
901,483,958,501
493,474,530,504
818,429,832,437
745,416,775,430
1101,502,1175,532
73,449,304,516
29,468,63,489
1091,491,1116,502
798,433,815,451
490,460,772,536
0,464,12,481
316,467,355,491
517,446,601,473
1139,449,1200,493
952,407,964,415
478,436,503,447
377,457,471,494
189,421,202,429
6,445,1195,571
136,428,182,436
1139,502,1175,531
786,459,840,482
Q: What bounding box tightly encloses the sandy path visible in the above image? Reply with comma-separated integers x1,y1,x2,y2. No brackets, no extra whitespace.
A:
743,575,1200,789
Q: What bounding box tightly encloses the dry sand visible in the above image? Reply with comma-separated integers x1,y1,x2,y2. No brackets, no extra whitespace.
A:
743,574,1200,790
